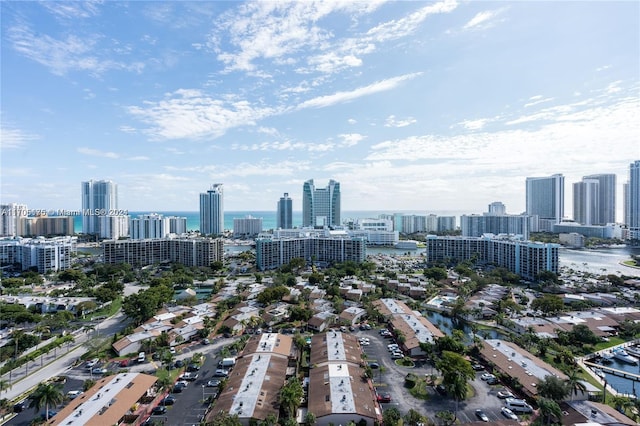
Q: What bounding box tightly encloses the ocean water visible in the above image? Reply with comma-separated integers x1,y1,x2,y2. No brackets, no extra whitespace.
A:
72,210,465,234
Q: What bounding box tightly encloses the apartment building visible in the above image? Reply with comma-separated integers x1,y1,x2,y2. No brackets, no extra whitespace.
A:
102,237,223,267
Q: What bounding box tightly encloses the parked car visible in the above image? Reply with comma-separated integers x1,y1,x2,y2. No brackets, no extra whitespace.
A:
160,396,176,406
501,407,518,420
152,406,167,415
475,409,489,422
202,338,210,345
360,340,370,346
119,359,130,367
13,401,26,413
497,390,514,399
480,373,496,381
92,367,107,375
169,347,176,354
172,384,184,393
472,364,484,371
376,393,391,403
368,362,380,369
67,390,83,399
175,360,185,368
487,377,500,385
187,363,200,372
152,353,161,361
435,384,447,396
176,380,188,387
214,369,229,377
206,380,221,387
181,372,198,381
390,353,403,359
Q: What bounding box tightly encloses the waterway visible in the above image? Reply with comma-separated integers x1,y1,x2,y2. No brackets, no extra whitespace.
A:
593,355,640,397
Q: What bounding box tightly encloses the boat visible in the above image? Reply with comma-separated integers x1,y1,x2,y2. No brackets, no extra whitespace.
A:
593,368,606,379
624,345,640,358
600,351,614,363
612,348,639,365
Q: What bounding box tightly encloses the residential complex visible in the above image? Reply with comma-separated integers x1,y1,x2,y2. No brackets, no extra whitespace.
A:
308,331,380,425
129,213,187,239
102,236,223,268
200,183,224,236
19,215,74,237
302,179,341,228
525,173,564,232
233,215,263,238
277,192,293,229
0,236,76,273
460,213,531,240
207,333,294,425
425,235,559,280
48,373,158,426
255,234,366,270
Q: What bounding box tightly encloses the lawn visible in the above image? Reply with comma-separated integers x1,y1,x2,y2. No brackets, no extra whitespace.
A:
408,377,431,400
594,337,626,351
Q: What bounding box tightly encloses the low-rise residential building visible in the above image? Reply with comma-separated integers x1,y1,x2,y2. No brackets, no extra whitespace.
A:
339,307,366,325
47,373,158,426
308,332,380,425
372,298,443,356
207,333,293,425
308,311,337,333
0,295,97,315
480,339,568,399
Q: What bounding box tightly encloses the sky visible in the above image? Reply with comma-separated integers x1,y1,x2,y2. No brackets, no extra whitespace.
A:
1,1,639,219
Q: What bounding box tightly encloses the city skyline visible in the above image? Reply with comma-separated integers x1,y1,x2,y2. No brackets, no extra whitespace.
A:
1,2,638,217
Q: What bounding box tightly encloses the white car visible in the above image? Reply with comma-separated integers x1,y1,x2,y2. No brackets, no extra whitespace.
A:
501,407,518,420
480,373,496,381
387,345,399,351
360,340,370,346
390,353,404,359
67,391,82,399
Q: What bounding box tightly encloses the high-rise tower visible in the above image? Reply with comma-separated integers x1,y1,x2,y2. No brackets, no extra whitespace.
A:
81,180,118,235
573,179,600,225
525,174,564,231
583,173,616,224
200,184,224,236
627,161,640,237
302,179,341,228
277,193,293,229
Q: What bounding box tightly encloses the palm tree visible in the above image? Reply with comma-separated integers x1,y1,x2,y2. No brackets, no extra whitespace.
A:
0,379,9,394
28,382,64,421
611,395,634,416
566,368,587,400
538,397,562,426
279,377,304,418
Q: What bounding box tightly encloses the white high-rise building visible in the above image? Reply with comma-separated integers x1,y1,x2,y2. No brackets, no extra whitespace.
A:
526,174,564,231
0,203,27,237
233,215,263,238
130,214,171,240
302,179,340,228
627,160,640,240
200,184,224,236
573,178,600,225
487,202,507,216
81,180,118,236
277,193,293,229
583,173,616,225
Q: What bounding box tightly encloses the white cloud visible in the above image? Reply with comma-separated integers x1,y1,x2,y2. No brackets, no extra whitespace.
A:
458,118,490,131
339,133,365,147
348,118,357,125
524,97,554,108
463,8,506,30
297,73,421,109
127,89,276,140
1,127,39,149
384,115,417,128
77,147,120,158
41,1,102,20
8,24,145,76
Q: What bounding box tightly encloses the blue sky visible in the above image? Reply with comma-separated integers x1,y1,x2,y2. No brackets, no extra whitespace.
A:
1,1,639,219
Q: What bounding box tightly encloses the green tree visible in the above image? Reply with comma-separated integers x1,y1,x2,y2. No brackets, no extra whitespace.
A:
565,368,587,400
435,351,475,419
203,411,243,426
278,377,304,418
82,379,96,391
404,408,427,426
28,383,64,421
303,412,316,426
537,375,569,401
531,294,564,315
423,267,447,281
382,407,402,426
538,397,562,426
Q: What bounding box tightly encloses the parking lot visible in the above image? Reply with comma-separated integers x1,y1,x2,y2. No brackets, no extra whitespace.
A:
354,327,518,423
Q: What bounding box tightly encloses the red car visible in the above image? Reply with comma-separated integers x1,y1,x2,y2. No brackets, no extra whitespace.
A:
377,393,391,403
